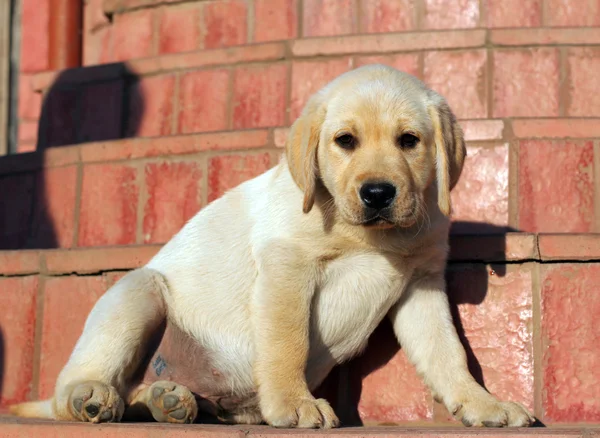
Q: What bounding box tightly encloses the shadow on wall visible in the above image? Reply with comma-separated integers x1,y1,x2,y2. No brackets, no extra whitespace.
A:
0,63,144,249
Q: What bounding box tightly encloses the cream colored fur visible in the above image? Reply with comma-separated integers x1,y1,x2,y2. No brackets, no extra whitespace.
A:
11,65,534,428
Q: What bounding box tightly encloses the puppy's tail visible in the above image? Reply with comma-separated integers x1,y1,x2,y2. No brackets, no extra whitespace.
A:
10,399,54,419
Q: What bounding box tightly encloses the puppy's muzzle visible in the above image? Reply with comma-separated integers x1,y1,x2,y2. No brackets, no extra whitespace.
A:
359,181,396,224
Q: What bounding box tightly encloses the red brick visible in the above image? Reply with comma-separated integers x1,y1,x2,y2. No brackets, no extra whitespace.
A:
292,29,486,57
143,162,202,243
461,120,504,141
233,64,288,129
486,0,541,27
45,246,161,275
78,164,139,247
519,140,594,233
424,50,487,119
30,166,78,248
178,69,230,134
0,173,35,249
447,264,534,411
491,28,600,46
42,88,79,147
20,0,50,72
208,153,273,202
567,48,600,117
0,276,37,406
513,119,600,139
449,234,538,262
84,0,110,32
545,0,600,26
17,142,36,154
202,0,247,49
493,48,559,118
290,58,353,120
423,0,480,29
0,251,40,275
79,131,269,162
354,54,420,78
359,0,416,33
83,25,114,66
349,323,432,423
18,76,42,120
302,0,357,37
541,264,600,422
112,9,154,62
79,80,124,143
127,74,175,137
130,43,286,76
254,0,298,42
158,4,201,55
539,234,600,261
451,144,509,231
274,128,289,148
18,121,38,143
39,276,107,399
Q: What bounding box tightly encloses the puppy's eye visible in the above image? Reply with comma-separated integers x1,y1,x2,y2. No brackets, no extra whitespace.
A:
335,134,356,150
399,133,419,149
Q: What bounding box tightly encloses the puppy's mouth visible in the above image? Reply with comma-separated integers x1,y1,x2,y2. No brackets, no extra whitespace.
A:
362,209,396,228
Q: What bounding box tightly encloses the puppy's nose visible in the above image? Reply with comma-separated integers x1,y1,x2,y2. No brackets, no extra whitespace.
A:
360,182,396,210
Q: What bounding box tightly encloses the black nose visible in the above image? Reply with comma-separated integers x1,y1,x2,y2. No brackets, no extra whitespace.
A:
360,182,396,210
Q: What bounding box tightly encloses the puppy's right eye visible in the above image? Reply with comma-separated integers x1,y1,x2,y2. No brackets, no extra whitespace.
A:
335,134,356,150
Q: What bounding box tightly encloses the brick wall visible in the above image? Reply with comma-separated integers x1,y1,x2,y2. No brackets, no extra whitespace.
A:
3,0,600,427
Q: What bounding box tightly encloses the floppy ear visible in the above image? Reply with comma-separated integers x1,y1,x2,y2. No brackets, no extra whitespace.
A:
428,97,467,217
285,94,325,214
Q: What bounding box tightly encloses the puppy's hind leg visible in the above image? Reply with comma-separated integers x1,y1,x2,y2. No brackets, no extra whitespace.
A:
12,268,169,423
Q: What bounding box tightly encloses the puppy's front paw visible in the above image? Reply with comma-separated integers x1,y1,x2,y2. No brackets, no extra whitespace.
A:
453,397,534,427
262,396,339,429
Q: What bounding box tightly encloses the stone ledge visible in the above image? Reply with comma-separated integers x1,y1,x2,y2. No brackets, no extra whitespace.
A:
3,234,600,276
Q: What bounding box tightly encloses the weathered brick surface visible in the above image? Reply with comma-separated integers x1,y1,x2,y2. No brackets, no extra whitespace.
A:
253,0,298,42
202,0,248,49
208,153,273,202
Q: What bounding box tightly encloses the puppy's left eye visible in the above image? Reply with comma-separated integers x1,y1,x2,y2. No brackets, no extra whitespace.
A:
399,133,419,149
335,134,356,150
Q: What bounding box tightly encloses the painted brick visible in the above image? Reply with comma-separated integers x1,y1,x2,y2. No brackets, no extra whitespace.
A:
208,153,273,202
451,144,509,232
0,276,37,406
18,76,42,120
39,276,107,399
79,80,124,143
84,0,110,32
20,0,50,72
83,25,114,66
491,28,600,46
17,142,36,154
178,69,230,134
423,0,480,29
42,88,79,147
232,64,288,129
127,74,175,137
290,58,353,120
461,120,504,142
158,4,201,55
486,0,541,27
493,49,559,118
30,166,78,248
78,164,139,247
112,9,154,62
447,264,534,412
545,0,600,26
348,322,433,423
143,162,202,244
202,0,247,49
513,119,600,139
567,48,600,117
519,140,594,233
541,264,600,422
539,234,600,261
424,50,487,119
0,251,40,276
359,0,416,33
354,54,420,78
0,173,35,250
303,0,357,37
254,0,298,42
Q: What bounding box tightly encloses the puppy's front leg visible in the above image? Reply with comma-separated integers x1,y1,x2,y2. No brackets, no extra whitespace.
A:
388,274,534,427
252,243,339,429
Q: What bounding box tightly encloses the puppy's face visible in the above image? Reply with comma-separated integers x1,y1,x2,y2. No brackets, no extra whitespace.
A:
286,65,466,229
317,79,435,229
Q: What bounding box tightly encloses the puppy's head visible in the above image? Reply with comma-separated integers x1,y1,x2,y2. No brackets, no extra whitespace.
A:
286,64,466,229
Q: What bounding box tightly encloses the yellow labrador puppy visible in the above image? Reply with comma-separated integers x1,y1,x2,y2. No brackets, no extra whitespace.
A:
12,65,534,428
